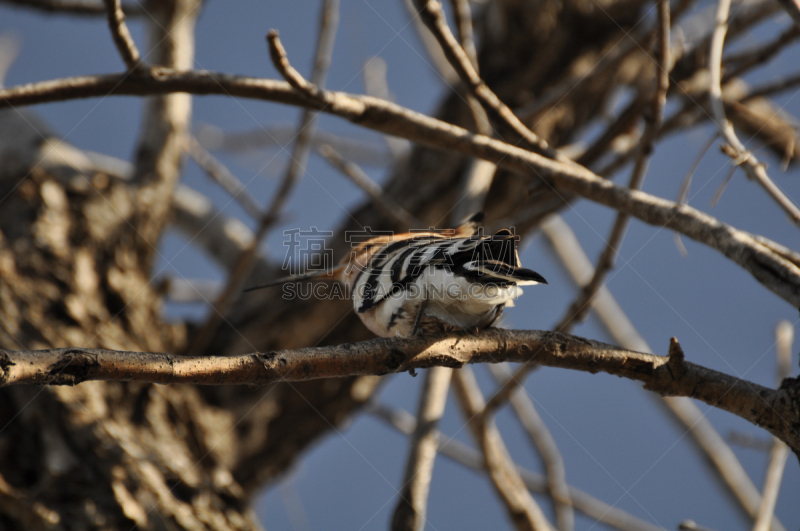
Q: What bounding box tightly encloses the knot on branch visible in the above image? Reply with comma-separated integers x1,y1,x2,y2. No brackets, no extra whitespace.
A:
0,351,15,372
380,347,407,375
48,351,100,386
257,351,285,367
667,337,686,380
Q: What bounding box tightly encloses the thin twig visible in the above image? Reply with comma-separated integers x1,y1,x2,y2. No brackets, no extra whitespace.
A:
412,0,565,161
129,0,200,254
184,3,339,357
317,144,419,228
541,214,787,531
362,57,411,161
452,367,555,531
709,162,737,207
263,18,339,226
197,123,394,166
448,0,478,71
557,0,671,334
756,450,791,529
185,136,263,219
674,133,717,256
102,0,142,72
171,185,275,274
744,71,800,101
446,0,494,222
391,367,453,531
753,322,793,531
708,0,800,227
487,364,574,531
368,402,666,531
722,26,800,83
266,30,320,99
454,158,496,223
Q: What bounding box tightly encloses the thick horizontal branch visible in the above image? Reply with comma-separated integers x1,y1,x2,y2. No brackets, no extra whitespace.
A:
1,330,799,456
2,71,800,306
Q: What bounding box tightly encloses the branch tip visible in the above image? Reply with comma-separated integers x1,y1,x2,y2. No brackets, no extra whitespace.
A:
668,337,686,380
266,29,320,99
668,337,684,361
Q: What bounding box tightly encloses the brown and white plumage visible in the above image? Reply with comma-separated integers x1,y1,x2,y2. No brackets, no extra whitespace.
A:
245,213,547,338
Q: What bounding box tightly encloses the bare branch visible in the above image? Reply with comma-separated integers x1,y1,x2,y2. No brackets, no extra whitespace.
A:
369,403,666,531
753,322,794,531
266,30,321,99
453,367,555,531
744,71,800,101
171,185,273,276
362,56,412,160
412,0,562,160
102,0,142,72
722,26,800,83
6,330,798,473
488,364,574,531
318,144,420,228
162,277,221,304
445,0,494,222
3,73,800,307
186,4,340,357
391,367,452,531
402,0,458,84
556,0,671,334
447,0,478,71
185,136,263,220
130,0,200,253
541,215,787,531
197,123,395,166
756,454,791,526
708,0,800,226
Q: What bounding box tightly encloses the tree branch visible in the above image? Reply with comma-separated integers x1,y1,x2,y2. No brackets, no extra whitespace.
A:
558,0,671,333
130,0,200,258
368,402,665,531
541,214,787,531
2,72,800,306
453,367,555,531
753,321,794,531
708,0,800,226
102,0,142,72
488,364,574,531
318,143,420,229
184,9,340,358
391,366,452,531
412,0,561,160
185,135,263,220
2,329,800,456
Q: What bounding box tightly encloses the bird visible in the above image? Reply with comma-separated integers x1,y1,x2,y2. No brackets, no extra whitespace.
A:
245,213,547,338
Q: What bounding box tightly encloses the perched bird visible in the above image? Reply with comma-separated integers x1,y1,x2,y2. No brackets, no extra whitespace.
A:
245,213,546,338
